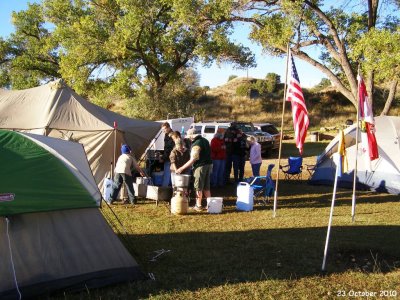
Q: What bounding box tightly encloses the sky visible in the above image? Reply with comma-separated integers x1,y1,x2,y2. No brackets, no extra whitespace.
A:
0,1,326,88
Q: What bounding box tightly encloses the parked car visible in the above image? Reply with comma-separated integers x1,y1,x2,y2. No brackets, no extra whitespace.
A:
253,123,280,150
189,121,273,155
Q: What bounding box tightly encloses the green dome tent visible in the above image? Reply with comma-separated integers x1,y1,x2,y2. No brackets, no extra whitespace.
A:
0,130,145,299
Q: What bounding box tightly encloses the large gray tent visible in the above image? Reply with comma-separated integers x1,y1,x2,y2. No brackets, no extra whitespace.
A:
310,116,400,194
0,80,160,188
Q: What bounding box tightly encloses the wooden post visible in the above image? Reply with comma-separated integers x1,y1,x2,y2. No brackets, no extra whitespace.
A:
273,44,291,218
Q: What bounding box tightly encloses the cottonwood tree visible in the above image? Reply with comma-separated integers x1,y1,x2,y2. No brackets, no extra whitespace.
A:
1,0,255,114
229,0,399,112
0,3,60,89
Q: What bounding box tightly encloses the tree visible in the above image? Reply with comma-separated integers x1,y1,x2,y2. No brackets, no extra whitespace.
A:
352,28,400,115
0,3,60,89
230,0,399,112
264,72,280,93
126,68,202,120
42,0,255,98
228,75,238,81
314,78,331,90
1,0,255,113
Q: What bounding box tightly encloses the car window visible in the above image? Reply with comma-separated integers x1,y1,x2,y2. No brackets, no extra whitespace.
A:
204,126,216,133
194,126,202,134
262,125,279,135
217,125,228,133
236,124,254,133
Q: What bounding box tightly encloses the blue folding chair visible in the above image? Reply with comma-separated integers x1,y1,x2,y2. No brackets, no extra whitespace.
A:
280,156,303,180
248,164,275,205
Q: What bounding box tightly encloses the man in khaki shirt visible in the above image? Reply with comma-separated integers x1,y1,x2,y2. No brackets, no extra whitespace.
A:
109,144,143,204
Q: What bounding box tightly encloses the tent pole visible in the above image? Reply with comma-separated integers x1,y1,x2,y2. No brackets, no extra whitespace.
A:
352,66,361,222
113,121,117,178
273,43,290,218
322,155,340,271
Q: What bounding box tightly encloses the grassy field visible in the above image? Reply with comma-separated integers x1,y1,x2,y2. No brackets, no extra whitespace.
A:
52,141,400,300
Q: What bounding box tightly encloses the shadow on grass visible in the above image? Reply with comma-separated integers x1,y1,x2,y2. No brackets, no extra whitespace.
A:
210,181,400,210
125,225,400,298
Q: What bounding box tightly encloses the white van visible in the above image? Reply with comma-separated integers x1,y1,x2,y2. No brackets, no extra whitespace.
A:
147,116,194,151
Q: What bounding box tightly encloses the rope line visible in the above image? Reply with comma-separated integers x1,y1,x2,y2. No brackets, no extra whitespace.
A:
6,217,22,300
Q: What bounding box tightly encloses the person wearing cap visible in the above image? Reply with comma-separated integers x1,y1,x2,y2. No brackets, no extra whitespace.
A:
169,131,191,186
109,144,144,205
176,128,212,211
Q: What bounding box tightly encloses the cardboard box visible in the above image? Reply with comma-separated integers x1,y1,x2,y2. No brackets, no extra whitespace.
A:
133,183,147,198
146,185,172,202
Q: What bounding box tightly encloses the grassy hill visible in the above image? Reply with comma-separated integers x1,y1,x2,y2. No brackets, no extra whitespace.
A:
194,77,399,132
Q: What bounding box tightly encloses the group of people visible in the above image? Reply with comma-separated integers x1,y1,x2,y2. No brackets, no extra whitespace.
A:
213,123,263,184
107,122,263,211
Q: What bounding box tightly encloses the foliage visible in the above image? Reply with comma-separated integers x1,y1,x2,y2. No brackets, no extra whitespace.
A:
351,28,400,83
232,0,400,111
235,82,252,96
264,72,280,93
0,3,60,89
313,78,331,91
1,0,255,118
228,74,238,81
126,68,202,120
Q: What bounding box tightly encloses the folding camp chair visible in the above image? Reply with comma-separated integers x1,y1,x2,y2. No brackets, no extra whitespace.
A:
247,164,275,205
280,156,303,180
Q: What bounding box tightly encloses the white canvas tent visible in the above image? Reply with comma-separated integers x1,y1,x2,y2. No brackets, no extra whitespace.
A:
0,130,145,299
0,80,161,187
310,116,400,194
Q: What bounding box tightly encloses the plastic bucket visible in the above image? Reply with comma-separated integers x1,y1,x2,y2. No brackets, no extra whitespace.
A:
236,182,254,211
207,197,223,214
152,171,164,186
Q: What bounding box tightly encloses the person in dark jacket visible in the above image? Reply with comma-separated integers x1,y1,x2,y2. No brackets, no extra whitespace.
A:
210,128,226,187
176,128,212,211
223,123,236,184
160,122,174,186
231,128,247,183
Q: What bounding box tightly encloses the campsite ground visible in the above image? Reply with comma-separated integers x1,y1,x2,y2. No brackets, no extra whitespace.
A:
51,140,400,300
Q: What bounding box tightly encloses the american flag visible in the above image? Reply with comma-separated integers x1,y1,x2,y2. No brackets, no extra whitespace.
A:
287,51,309,155
358,74,379,162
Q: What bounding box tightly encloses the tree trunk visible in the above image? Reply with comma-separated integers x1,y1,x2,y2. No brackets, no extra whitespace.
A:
366,70,374,107
380,79,398,116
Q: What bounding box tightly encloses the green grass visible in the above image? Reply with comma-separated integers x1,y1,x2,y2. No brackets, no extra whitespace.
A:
50,142,400,300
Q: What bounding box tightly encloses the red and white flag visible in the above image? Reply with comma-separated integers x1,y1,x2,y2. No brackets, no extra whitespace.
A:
287,51,309,155
357,74,379,163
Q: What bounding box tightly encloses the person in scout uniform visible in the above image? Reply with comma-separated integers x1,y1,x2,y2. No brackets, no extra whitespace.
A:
176,128,212,211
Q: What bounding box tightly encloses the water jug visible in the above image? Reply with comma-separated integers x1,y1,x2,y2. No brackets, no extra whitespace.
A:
103,177,113,201
236,182,254,211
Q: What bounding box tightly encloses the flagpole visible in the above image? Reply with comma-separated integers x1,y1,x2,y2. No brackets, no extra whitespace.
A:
322,154,340,271
273,44,291,218
351,66,361,223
